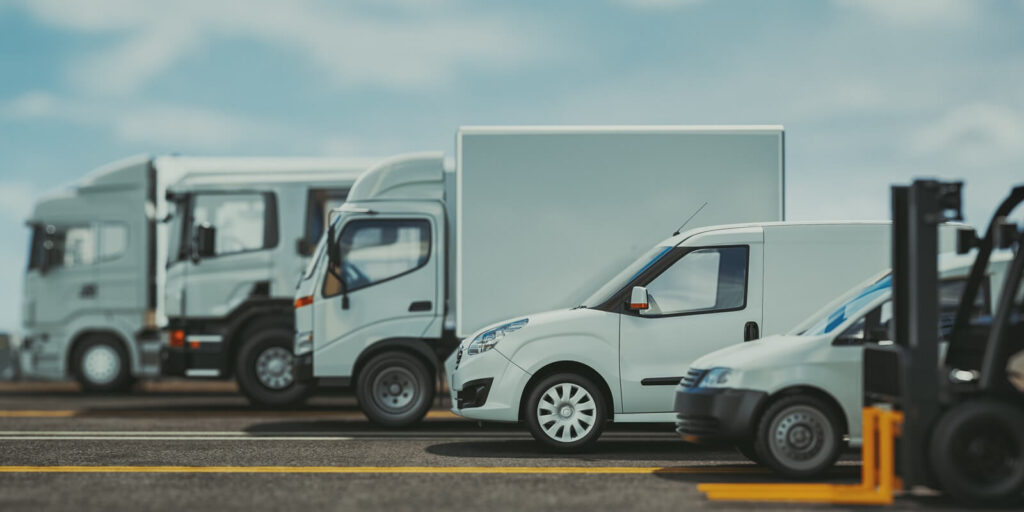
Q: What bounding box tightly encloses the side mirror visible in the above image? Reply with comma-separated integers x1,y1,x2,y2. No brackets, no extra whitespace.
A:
195,223,216,259
994,218,1020,250
628,286,649,311
956,227,979,255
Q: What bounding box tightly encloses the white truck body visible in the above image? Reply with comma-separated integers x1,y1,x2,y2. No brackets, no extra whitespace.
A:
295,125,786,425
447,222,895,446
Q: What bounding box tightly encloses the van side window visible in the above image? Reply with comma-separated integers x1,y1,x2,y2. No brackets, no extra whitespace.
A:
645,246,748,315
192,193,268,256
98,223,128,262
323,219,431,296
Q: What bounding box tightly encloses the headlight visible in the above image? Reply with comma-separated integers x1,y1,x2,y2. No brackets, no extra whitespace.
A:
698,367,733,388
294,331,313,356
467,318,528,356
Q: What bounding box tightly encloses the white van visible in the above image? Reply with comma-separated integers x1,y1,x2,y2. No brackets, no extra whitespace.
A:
446,222,893,450
673,252,1011,477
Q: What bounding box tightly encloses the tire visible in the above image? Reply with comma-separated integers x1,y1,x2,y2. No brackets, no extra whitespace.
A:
929,400,1024,506
524,372,607,452
754,394,844,478
356,351,435,427
235,324,311,407
73,335,133,393
736,442,763,465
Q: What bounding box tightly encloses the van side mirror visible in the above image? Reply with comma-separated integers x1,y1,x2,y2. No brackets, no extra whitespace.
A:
628,286,649,311
195,223,216,259
955,227,979,255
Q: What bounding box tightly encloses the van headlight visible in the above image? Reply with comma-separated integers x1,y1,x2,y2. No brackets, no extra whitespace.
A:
698,367,733,388
467,319,528,356
294,331,313,356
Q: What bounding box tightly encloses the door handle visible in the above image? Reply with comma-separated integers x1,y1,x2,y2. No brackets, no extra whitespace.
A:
80,283,97,298
408,301,432,312
743,321,759,341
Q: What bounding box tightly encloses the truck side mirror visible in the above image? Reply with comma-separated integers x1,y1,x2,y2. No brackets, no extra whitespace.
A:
955,227,979,255
628,286,649,311
195,223,216,259
994,218,1020,250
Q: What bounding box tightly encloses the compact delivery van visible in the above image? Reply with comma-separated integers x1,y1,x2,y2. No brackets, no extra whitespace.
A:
295,125,787,425
673,252,1011,478
447,222,894,450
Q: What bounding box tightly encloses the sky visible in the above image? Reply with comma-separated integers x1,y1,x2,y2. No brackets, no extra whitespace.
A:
1,0,1023,331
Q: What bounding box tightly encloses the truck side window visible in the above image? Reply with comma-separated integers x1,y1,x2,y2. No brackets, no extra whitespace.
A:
644,246,748,315
192,193,267,256
323,219,431,295
98,223,128,262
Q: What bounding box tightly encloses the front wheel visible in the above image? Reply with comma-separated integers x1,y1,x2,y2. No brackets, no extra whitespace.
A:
356,351,435,427
929,400,1024,506
235,325,311,407
754,394,843,478
524,373,607,452
73,335,133,393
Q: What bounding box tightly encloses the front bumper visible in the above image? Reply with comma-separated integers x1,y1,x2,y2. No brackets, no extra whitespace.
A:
446,346,530,423
674,386,767,443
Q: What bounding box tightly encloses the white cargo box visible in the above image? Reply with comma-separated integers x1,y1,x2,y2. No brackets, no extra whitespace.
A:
455,126,785,337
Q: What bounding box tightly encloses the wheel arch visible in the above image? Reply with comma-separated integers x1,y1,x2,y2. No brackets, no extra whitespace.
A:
352,338,440,385
764,384,850,436
220,299,294,377
66,329,131,377
519,360,616,421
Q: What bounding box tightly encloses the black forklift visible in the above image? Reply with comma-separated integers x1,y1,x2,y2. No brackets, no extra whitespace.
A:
699,180,1024,506
863,180,1024,505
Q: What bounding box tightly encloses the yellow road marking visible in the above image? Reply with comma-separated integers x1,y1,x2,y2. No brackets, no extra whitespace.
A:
0,411,76,418
0,465,768,475
0,410,460,420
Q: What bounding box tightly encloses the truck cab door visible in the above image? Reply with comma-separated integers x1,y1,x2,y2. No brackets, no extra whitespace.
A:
312,211,442,378
618,230,764,414
26,224,99,328
181,192,274,319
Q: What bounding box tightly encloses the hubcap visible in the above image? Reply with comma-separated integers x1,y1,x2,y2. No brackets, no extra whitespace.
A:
81,345,120,385
255,347,294,390
768,405,835,471
537,383,596,443
372,367,418,413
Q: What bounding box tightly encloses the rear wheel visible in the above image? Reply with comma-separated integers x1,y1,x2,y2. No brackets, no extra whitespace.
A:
929,400,1024,506
73,335,133,393
356,351,435,427
524,373,607,452
754,394,843,478
235,324,311,407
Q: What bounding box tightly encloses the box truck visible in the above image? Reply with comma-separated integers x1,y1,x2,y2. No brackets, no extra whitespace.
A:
20,156,372,399
674,251,1010,478
448,222,894,450
294,125,786,425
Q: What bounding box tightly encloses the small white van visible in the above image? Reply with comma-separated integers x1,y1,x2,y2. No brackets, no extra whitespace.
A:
447,222,894,450
673,253,1011,477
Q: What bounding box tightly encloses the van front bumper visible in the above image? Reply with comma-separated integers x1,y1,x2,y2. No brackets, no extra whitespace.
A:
674,387,767,443
446,346,530,423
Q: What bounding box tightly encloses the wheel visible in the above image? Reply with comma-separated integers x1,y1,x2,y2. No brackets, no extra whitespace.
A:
73,335,133,393
754,394,843,478
524,373,607,451
929,400,1024,506
736,442,763,465
235,324,311,407
356,351,434,427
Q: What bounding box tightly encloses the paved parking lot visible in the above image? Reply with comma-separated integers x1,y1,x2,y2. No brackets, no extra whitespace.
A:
0,381,968,511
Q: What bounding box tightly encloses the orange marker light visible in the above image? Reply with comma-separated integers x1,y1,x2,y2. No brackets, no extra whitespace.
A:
294,295,314,309
189,341,201,350
169,329,185,348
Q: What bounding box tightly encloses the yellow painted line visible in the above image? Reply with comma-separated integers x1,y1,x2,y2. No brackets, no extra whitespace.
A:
0,411,76,418
0,465,768,475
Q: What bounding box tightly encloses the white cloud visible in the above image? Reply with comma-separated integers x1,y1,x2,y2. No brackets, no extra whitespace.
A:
833,0,977,28
910,103,1024,166
18,0,550,95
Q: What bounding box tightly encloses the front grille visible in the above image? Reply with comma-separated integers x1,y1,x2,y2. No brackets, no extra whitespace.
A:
680,368,708,388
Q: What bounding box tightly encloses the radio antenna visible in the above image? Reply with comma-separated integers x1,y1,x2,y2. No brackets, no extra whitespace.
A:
673,202,708,236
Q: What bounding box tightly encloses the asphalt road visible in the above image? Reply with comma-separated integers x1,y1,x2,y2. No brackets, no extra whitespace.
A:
0,381,973,511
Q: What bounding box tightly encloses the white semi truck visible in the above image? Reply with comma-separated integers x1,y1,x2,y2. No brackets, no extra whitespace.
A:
294,125,786,425
20,156,372,402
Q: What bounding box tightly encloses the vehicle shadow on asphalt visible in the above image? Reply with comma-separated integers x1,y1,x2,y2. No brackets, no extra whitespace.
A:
423,438,741,462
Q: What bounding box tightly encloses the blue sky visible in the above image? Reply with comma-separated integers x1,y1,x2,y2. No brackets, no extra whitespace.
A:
1,0,1023,331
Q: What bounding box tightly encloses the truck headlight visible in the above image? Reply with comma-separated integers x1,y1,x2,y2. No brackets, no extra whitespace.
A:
467,319,528,356
294,331,313,356
698,367,733,388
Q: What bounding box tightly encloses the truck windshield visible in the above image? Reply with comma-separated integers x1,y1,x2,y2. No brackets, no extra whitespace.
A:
803,274,892,336
579,245,673,308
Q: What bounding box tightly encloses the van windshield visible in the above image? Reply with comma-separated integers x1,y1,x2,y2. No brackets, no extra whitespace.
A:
803,274,892,336
579,245,673,308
